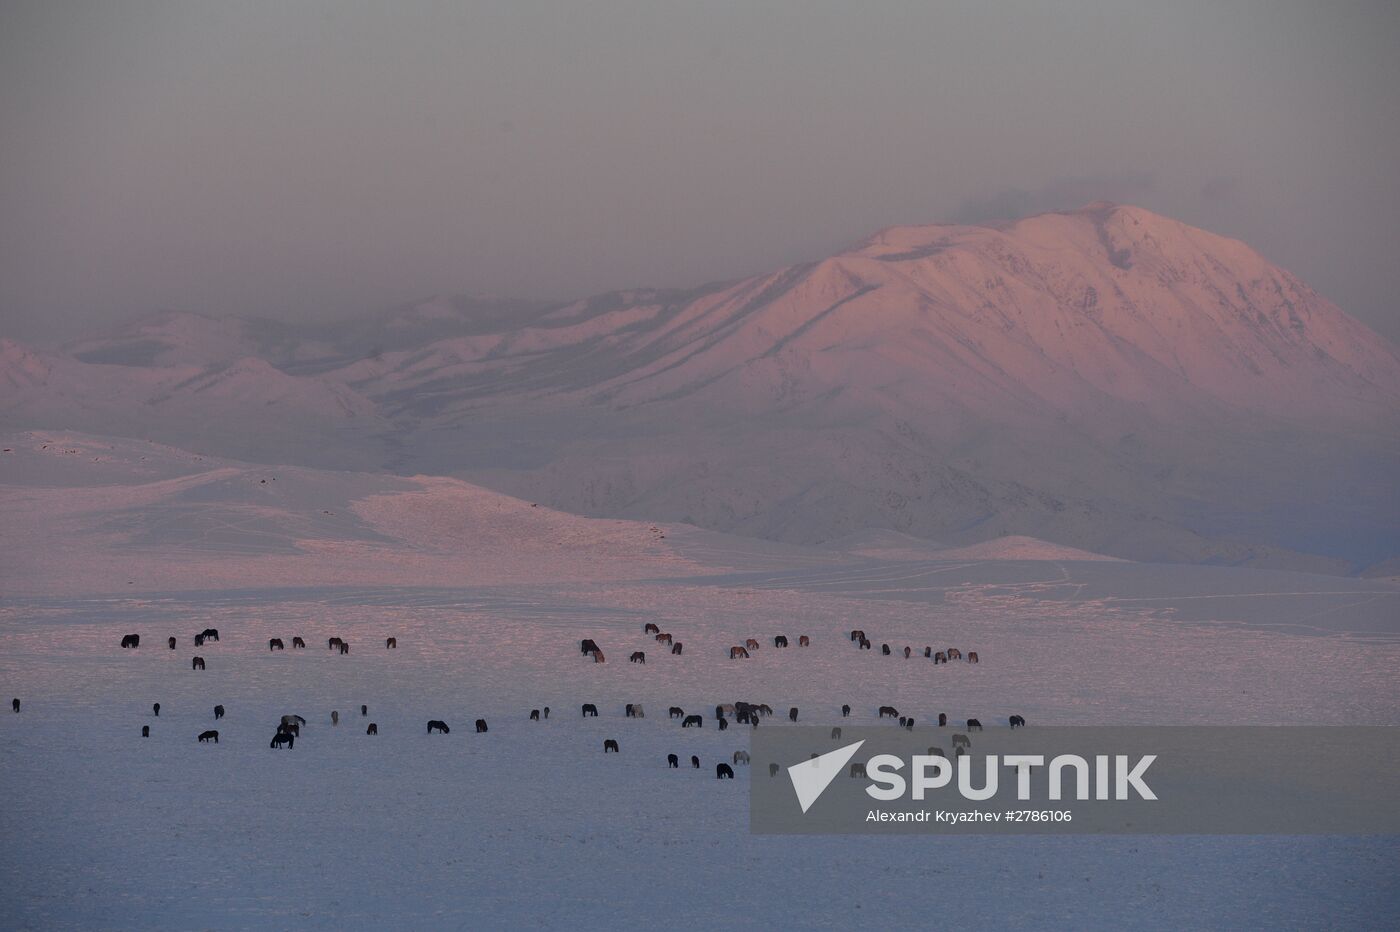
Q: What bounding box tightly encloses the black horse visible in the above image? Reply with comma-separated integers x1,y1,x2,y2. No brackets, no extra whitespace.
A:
198,730,219,743
120,634,140,649
716,763,734,779
270,732,294,749
582,704,598,717
427,720,450,734
604,739,620,753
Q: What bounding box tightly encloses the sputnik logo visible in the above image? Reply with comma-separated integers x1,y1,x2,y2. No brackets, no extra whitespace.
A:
788,740,865,813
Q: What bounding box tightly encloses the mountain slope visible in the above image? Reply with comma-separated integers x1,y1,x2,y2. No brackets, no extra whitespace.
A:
4,204,1396,570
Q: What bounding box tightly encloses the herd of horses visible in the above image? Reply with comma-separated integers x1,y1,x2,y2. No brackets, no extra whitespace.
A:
30,620,1011,780
584,627,980,665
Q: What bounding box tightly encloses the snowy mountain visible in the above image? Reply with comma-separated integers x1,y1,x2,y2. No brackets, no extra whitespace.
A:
4,204,1397,570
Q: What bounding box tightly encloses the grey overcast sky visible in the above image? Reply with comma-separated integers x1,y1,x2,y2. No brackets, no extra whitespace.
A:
2,0,1398,343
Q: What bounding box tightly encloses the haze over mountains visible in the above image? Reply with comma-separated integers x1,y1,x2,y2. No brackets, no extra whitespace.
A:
4,204,1397,573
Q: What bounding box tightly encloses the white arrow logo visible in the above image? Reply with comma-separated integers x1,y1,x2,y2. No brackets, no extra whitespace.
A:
788,740,866,814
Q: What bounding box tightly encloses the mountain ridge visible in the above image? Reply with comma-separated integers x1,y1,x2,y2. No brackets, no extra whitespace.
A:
3,204,1396,572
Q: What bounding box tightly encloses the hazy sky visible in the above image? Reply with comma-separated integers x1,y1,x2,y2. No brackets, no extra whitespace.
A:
3,1,1398,343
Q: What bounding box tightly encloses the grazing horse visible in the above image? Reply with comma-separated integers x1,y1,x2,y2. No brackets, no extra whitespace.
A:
194,634,205,647
201,629,220,642
691,755,700,769
582,704,599,717
367,723,378,735
789,707,799,722
947,648,962,661
934,651,947,664
850,763,866,778
668,754,679,768
120,634,140,649
426,720,450,734
328,637,343,650
952,733,971,751
669,707,685,719
798,635,810,647
904,718,915,730
580,638,600,655
142,725,149,737
938,713,948,727
331,711,339,726
881,644,891,655
11,698,19,714
878,706,899,718
1009,715,1026,728
168,637,177,650
625,704,642,718
968,651,979,663
758,704,773,717
475,719,489,733
858,638,872,650
966,719,982,731
850,629,866,642
899,717,908,728
153,703,161,716
629,651,646,664
192,657,205,670
269,638,284,651
903,646,911,658
831,727,843,740
544,707,550,719
214,704,225,720
654,633,672,646
718,717,728,731
645,623,660,635
292,636,305,649
682,715,703,728
733,751,750,765
729,646,750,659
603,739,620,753
198,730,219,743
671,642,683,655
774,635,788,648
924,646,932,658
386,637,397,649
530,709,541,721
716,763,735,779
338,642,350,655
270,732,294,749
769,763,781,777
745,638,761,651
841,704,851,718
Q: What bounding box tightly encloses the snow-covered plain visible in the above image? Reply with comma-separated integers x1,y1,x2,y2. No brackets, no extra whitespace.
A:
2,433,1399,928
